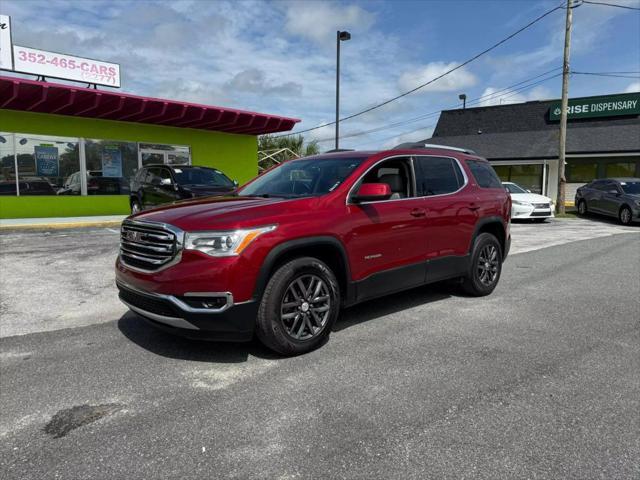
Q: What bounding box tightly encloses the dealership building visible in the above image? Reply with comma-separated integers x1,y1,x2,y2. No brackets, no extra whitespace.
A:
422,92,640,203
0,75,298,218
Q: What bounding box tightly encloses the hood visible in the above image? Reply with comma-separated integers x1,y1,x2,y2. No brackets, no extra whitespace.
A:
510,192,552,203
180,185,235,196
132,195,297,231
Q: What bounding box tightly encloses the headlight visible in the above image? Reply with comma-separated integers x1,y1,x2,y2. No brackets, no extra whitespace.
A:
185,225,276,257
512,200,532,206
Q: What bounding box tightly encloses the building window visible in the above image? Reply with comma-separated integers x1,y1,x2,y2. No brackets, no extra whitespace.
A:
567,161,598,183
85,139,137,195
0,133,191,196
493,164,545,194
606,162,637,178
139,143,191,167
0,132,81,196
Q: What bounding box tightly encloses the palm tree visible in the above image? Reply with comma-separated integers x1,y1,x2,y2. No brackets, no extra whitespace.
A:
257,134,319,171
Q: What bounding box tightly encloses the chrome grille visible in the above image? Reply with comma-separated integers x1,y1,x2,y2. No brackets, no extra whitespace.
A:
120,220,181,271
532,203,550,209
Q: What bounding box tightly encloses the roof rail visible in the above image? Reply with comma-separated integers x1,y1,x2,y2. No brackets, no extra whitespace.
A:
325,148,355,153
393,142,476,155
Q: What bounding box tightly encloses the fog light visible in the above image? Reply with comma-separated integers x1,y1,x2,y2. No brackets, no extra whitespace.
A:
180,296,228,310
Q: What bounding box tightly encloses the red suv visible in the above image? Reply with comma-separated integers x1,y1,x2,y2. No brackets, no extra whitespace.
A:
116,145,511,355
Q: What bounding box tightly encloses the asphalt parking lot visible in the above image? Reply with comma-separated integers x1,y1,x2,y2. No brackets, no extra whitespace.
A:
1,217,639,479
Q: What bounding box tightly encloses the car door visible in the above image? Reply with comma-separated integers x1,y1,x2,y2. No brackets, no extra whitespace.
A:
414,155,478,281
344,156,430,301
155,167,180,206
599,181,622,216
141,168,161,208
586,181,608,212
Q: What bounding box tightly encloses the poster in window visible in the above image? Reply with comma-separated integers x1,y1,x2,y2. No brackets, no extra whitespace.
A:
35,145,59,177
102,145,122,177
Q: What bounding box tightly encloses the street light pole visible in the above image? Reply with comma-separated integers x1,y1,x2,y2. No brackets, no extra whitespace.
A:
335,30,351,150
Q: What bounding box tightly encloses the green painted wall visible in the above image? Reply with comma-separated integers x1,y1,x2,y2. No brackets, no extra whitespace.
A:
0,109,258,218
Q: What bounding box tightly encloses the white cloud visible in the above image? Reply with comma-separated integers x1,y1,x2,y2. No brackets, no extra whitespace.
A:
478,85,552,106
625,82,640,93
283,1,375,45
398,62,477,93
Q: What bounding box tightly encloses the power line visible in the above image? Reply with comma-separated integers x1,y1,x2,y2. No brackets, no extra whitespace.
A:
581,0,640,11
275,3,564,138
572,71,640,78
315,68,562,144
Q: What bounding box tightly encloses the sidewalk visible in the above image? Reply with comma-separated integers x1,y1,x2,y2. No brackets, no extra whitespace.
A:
0,215,126,230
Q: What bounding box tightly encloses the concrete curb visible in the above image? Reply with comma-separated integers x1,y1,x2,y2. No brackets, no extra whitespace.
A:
0,220,123,230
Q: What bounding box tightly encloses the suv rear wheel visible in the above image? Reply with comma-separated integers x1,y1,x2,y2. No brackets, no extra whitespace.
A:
256,257,340,355
461,233,503,296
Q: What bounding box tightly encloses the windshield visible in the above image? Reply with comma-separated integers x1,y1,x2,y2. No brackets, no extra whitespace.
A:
238,157,365,198
620,181,640,194
173,167,234,188
504,182,527,194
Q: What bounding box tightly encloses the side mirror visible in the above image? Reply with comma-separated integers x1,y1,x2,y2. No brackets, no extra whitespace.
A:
352,183,392,203
233,180,239,187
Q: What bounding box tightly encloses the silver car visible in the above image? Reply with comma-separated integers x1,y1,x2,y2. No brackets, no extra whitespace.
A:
575,178,640,225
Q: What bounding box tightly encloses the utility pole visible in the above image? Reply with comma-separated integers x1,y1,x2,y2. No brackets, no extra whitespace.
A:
557,0,574,215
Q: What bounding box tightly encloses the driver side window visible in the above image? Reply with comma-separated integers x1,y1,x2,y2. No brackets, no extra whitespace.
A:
355,157,414,201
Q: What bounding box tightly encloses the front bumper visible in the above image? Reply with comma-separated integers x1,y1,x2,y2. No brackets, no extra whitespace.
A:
511,203,554,219
117,281,258,341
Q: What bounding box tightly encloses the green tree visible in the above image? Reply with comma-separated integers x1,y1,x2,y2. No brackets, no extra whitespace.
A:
257,134,319,171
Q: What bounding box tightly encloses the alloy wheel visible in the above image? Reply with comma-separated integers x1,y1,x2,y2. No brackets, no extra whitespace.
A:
620,207,631,225
477,244,499,286
578,201,586,215
280,274,331,341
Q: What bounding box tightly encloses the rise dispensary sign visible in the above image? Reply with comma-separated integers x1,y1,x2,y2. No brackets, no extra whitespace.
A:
549,93,640,120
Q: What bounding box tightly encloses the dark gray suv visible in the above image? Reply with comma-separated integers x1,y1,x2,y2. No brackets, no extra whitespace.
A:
575,178,640,225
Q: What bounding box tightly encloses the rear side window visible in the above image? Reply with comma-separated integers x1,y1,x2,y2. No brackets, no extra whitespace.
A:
466,160,502,189
414,156,464,196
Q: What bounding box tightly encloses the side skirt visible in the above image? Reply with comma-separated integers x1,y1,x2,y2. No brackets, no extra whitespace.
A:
346,255,470,307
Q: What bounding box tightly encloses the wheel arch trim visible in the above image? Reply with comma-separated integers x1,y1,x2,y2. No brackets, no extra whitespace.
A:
253,236,352,302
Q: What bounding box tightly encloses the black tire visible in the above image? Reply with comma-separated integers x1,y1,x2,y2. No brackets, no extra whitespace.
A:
255,257,340,356
131,199,142,215
461,232,503,297
619,206,633,225
577,200,587,216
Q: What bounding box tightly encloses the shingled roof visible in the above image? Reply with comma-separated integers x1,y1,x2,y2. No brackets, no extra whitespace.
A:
421,94,640,159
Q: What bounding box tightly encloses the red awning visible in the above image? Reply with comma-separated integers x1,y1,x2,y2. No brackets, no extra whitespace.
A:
0,75,300,135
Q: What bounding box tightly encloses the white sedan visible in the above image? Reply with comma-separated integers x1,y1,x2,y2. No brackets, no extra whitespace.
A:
503,182,555,222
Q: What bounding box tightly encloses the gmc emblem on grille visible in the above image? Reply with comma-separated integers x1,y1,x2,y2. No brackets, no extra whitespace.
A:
125,230,143,242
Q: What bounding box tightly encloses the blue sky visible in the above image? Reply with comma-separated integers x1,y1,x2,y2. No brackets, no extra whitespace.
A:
2,0,639,150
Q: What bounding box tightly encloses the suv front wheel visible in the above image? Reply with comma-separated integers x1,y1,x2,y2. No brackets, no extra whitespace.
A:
461,232,503,296
256,257,340,356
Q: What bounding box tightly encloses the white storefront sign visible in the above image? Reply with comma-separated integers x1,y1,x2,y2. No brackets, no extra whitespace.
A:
0,15,12,70
12,45,121,87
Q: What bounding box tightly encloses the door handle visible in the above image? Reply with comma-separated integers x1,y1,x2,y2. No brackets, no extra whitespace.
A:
410,208,426,217
468,203,480,211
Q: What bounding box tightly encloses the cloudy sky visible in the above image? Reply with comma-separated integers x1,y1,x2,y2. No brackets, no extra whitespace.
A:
2,0,639,150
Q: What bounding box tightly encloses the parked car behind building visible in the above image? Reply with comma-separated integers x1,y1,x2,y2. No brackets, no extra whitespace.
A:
575,178,640,225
